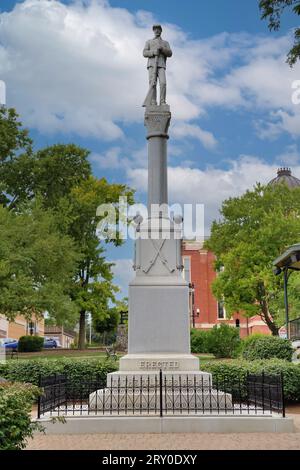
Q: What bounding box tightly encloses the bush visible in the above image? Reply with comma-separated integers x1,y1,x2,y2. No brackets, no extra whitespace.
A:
0,358,118,387
202,359,300,402
190,329,212,354
0,381,41,450
209,324,241,358
242,335,293,361
18,335,44,352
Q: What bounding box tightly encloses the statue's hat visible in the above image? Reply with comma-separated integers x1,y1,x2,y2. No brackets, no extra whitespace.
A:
152,24,162,31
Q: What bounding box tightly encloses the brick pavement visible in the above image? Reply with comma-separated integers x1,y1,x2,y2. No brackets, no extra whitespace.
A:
25,414,300,450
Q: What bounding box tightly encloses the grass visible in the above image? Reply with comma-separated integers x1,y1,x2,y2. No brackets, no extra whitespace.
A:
6,350,120,361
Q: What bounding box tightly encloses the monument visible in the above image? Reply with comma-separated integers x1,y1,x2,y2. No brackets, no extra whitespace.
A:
90,25,221,409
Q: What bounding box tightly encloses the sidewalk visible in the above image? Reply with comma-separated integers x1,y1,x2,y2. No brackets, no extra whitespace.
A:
26,413,300,450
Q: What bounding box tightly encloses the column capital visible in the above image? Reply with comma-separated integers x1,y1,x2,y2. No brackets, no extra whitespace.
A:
144,105,171,139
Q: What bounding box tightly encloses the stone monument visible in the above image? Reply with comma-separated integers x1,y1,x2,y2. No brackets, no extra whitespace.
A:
90,25,219,410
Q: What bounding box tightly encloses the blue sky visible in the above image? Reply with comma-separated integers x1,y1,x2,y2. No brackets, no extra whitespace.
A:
0,0,300,296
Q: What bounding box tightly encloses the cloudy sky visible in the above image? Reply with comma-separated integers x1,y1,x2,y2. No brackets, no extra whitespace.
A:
1,0,300,296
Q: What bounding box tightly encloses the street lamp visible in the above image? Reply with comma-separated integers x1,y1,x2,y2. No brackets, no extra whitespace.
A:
273,244,300,340
189,283,200,328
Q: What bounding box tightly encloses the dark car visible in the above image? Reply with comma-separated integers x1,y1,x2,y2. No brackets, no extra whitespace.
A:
43,338,59,349
0,338,18,350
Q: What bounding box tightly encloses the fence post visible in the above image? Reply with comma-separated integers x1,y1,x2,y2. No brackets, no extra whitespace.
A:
37,374,42,419
159,369,163,418
281,372,286,418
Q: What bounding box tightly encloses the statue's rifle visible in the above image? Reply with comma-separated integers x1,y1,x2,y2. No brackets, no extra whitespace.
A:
142,53,159,107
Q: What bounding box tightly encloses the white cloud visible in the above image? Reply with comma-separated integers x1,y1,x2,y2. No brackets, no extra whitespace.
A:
0,1,299,143
172,122,217,149
127,154,300,233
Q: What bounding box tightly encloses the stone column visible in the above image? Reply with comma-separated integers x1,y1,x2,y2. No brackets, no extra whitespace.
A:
145,105,171,217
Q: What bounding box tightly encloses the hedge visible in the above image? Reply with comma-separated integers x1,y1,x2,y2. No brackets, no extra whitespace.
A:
18,335,44,352
191,325,241,358
191,329,212,354
209,324,241,358
0,381,41,450
202,359,300,402
242,335,293,361
0,358,118,387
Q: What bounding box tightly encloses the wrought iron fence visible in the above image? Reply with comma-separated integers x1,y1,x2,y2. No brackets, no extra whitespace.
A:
37,371,285,418
289,317,300,341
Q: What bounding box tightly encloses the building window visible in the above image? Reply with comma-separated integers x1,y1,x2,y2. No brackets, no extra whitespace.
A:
217,301,226,320
27,321,36,336
182,257,191,283
236,319,240,328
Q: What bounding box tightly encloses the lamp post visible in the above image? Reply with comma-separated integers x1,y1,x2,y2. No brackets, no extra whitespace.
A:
189,283,200,328
273,244,300,340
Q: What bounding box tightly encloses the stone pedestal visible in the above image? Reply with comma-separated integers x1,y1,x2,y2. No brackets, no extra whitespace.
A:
89,370,233,412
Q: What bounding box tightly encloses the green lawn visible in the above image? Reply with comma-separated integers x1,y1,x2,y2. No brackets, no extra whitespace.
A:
7,350,116,361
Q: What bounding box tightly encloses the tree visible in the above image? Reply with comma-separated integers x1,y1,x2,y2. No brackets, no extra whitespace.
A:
0,107,33,209
67,177,134,349
0,202,79,324
18,147,134,349
206,183,300,335
259,0,300,66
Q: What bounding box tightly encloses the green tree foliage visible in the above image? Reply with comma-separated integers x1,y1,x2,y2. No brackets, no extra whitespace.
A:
0,107,135,345
0,382,41,450
0,203,79,323
0,107,33,208
206,183,300,336
93,309,120,335
259,0,300,66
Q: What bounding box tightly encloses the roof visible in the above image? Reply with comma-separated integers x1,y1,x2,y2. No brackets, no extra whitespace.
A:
273,244,300,269
268,168,300,188
44,325,76,338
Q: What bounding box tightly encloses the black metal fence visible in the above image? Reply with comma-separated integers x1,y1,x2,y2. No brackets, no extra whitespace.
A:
289,317,300,341
37,371,285,418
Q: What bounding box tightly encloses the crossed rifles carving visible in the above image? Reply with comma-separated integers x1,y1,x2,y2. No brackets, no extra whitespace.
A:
143,239,175,274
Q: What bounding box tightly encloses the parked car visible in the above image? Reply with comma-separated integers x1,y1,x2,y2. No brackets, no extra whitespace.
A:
0,338,18,350
43,337,61,349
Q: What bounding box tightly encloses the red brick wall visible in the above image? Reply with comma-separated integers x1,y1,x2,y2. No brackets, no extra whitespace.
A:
182,243,270,337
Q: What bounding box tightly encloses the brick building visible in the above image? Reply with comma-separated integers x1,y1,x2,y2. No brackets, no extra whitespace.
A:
182,240,270,337
0,314,44,340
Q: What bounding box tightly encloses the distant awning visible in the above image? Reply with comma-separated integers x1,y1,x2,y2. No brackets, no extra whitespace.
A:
273,244,300,270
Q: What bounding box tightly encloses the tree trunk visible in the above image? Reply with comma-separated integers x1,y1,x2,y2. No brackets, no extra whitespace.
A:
260,300,279,336
78,310,86,349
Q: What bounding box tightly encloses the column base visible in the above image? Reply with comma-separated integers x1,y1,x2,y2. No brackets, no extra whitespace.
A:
119,353,199,372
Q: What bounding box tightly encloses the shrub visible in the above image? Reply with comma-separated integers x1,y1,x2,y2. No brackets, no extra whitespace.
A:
202,359,300,402
190,329,212,354
242,335,293,361
18,335,44,352
0,358,118,387
0,381,41,450
209,324,241,358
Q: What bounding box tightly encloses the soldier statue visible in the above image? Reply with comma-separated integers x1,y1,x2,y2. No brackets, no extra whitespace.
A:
143,24,172,107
